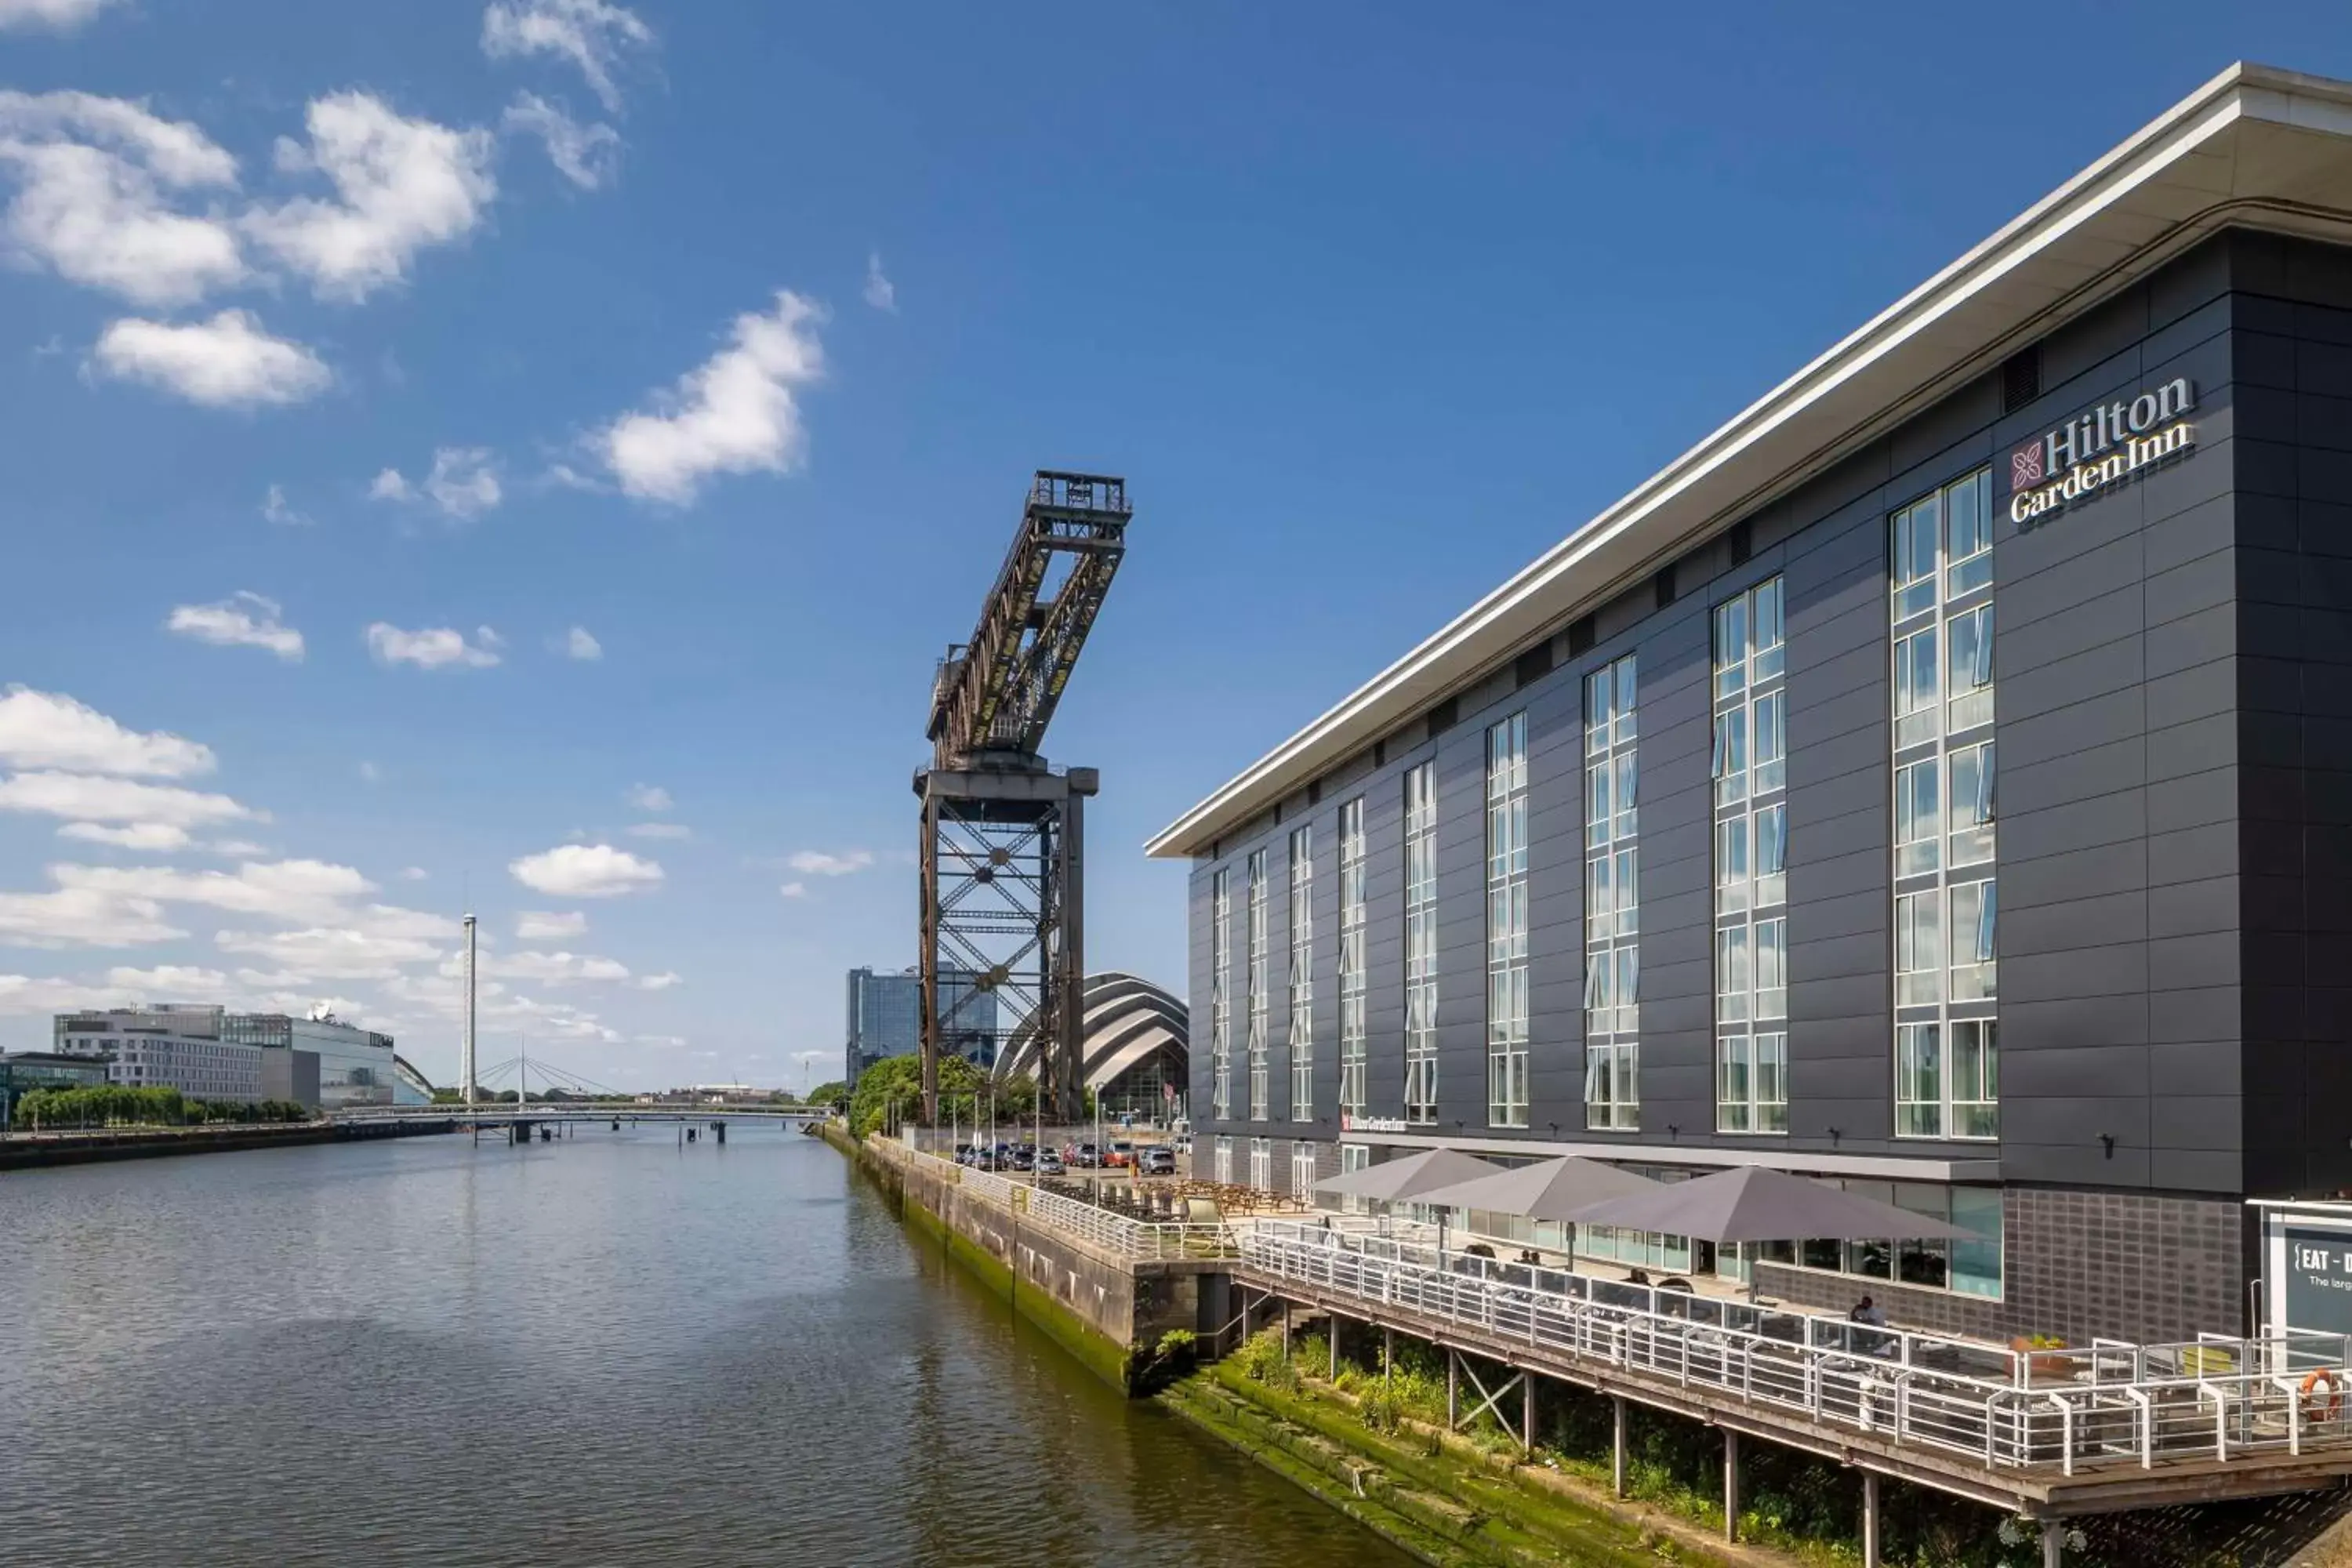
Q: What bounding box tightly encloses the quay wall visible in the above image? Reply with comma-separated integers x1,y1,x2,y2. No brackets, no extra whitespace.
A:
825,1124,1221,1392
0,1116,453,1172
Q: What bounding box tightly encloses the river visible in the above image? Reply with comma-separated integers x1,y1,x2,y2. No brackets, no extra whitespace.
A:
0,1123,1410,1566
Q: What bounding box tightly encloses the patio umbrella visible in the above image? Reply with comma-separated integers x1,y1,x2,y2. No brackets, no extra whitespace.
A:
1410,1155,1661,1221
1312,1146,1501,1204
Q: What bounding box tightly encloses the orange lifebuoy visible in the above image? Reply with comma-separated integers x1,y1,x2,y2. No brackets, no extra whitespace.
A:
2302,1368,2343,1424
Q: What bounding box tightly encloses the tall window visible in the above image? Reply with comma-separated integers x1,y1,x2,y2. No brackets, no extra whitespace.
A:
1714,576,1788,1134
1889,469,1997,1139
1486,712,1530,1127
1403,760,1439,1124
1290,1141,1319,1201
1287,824,1314,1121
1210,869,1231,1120
1583,653,1639,1131
1247,848,1269,1121
1338,797,1367,1116
1338,1142,1369,1214
1213,1134,1232,1185
1249,1136,1272,1192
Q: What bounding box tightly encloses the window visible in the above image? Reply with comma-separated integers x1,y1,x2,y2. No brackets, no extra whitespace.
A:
1890,468,1998,1141
1290,1141,1319,1201
1338,798,1367,1116
1486,713,1530,1127
1338,1142,1370,1214
1403,761,1439,1124
1247,849,1269,1120
1584,653,1640,1131
1751,1180,2001,1301
1288,825,1314,1120
1210,869,1231,1120
1249,1137,1272,1192
1714,576,1788,1133
1213,1136,1232,1185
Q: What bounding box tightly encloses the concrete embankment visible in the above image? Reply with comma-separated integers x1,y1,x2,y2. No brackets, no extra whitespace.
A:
826,1123,1218,1391
0,1116,452,1172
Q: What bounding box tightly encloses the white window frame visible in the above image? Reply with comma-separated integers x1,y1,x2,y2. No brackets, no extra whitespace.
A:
1338,1142,1370,1214
1288,823,1314,1121
1338,797,1367,1116
1249,1135,1272,1193
1486,711,1530,1128
1584,653,1640,1132
1247,848,1270,1120
1290,1140,1319,1202
1210,869,1231,1120
1403,760,1439,1124
1714,575,1789,1134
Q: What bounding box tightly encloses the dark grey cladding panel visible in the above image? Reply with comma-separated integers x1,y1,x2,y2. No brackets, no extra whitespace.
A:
1784,763,1886,832
1791,928,1891,983
1798,887,1889,943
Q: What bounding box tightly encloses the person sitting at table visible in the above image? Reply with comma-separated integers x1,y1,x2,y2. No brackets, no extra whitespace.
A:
1626,1267,1652,1286
1849,1294,1888,1327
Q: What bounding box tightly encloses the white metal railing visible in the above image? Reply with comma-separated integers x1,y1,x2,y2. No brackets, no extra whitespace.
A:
893,1145,1232,1261
1241,1221,2352,1475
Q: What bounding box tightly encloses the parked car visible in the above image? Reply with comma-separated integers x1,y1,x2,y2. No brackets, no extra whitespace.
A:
1035,1151,1065,1176
1010,1148,1035,1171
1106,1141,1136,1168
1072,1142,1101,1168
1138,1145,1176,1176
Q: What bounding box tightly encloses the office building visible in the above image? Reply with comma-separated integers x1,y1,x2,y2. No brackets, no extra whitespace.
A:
844,964,998,1086
49,1004,390,1110
220,1012,394,1111
0,1052,111,1124
1152,64,2352,1348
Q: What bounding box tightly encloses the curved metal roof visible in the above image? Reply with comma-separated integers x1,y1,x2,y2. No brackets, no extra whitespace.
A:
993,971,1187,1091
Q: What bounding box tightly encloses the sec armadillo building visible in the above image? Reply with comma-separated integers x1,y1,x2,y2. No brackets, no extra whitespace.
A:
1148,64,2352,1348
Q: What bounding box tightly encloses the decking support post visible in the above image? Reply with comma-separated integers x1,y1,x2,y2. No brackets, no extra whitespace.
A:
1385,1326,1394,1386
1862,1472,1880,1568
2041,1521,2063,1568
1446,1351,1459,1428
1722,1429,1740,1543
1523,1373,1536,1455
1282,1299,1291,1359
1612,1396,1627,1498
1329,1316,1340,1380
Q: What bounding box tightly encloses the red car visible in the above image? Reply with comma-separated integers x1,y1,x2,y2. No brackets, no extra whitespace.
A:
1105,1141,1136,1168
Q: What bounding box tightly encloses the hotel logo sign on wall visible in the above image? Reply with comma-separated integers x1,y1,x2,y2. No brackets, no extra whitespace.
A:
2009,376,2196,528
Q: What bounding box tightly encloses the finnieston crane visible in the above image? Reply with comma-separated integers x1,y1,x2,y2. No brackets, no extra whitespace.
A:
915,472,1132,1126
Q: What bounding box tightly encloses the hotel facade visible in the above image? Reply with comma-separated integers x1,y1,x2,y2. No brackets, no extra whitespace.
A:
1149,65,2352,1348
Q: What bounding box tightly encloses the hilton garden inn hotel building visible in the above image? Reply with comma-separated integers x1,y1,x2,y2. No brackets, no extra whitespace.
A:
1150,64,2352,1349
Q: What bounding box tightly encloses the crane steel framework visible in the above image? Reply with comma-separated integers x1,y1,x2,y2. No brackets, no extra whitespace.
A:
916,471,1131,1126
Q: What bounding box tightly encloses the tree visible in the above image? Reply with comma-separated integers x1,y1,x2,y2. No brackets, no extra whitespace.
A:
848,1054,1034,1139
805,1080,848,1111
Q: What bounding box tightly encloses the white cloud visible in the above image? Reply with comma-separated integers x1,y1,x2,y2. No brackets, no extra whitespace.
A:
481,0,655,112
516,909,586,940
206,838,267,858
261,483,309,526
166,590,305,661
0,772,255,828
456,947,630,985
104,963,231,994
862,250,895,312
625,822,689,840
398,866,428,881
787,848,873,877
625,782,671,812
243,92,495,303
561,625,601,660
0,884,182,949
0,687,214,777
0,973,119,1014
59,821,191,851
0,89,245,306
0,0,125,31
778,880,806,899
371,446,502,520
53,858,376,924
597,291,825,505
366,622,503,670
509,841,662,898
92,310,330,408
216,925,442,981
502,92,619,191
637,970,681,991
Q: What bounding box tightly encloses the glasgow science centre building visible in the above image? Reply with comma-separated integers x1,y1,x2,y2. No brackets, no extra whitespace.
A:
1150,64,2352,1349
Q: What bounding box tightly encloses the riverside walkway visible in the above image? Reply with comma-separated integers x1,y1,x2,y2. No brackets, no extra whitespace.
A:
1230,1219,2352,1555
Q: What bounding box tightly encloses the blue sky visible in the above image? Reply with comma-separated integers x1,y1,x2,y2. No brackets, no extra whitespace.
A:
0,1,2340,1091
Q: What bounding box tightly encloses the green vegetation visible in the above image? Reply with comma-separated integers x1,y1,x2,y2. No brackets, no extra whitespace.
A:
848,1053,1035,1138
9,1085,310,1130
805,1080,847,1111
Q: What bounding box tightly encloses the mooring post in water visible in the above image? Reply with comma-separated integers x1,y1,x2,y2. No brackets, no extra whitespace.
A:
1613,1396,1627,1497
1722,1429,1740,1542
1862,1472,1881,1568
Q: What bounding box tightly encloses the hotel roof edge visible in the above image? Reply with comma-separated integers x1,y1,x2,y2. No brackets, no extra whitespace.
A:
1145,60,2352,860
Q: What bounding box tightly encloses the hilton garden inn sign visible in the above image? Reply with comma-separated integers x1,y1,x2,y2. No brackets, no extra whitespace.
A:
2008,377,2197,526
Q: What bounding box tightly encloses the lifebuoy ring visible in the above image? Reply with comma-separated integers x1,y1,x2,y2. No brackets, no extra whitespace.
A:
2302,1368,2343,1423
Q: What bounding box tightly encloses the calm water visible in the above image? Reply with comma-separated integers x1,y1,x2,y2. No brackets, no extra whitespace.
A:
0,1125,1407,1567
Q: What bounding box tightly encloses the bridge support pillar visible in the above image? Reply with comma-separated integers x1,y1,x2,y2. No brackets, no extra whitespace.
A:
715,1122,727,1144
1722,1430,1740,1543
1862,1472,1881,1568
2041,1522,2063,1568
1612,1396,1627,1497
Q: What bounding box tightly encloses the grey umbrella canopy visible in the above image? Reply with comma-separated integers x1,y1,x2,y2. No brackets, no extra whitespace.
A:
1563,1164,1969,1243
1407,1156,1661,1221
1312,1147,1501,1204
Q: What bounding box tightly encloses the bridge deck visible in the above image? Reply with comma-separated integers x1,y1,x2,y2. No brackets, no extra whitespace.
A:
1234,1221,2352,1518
